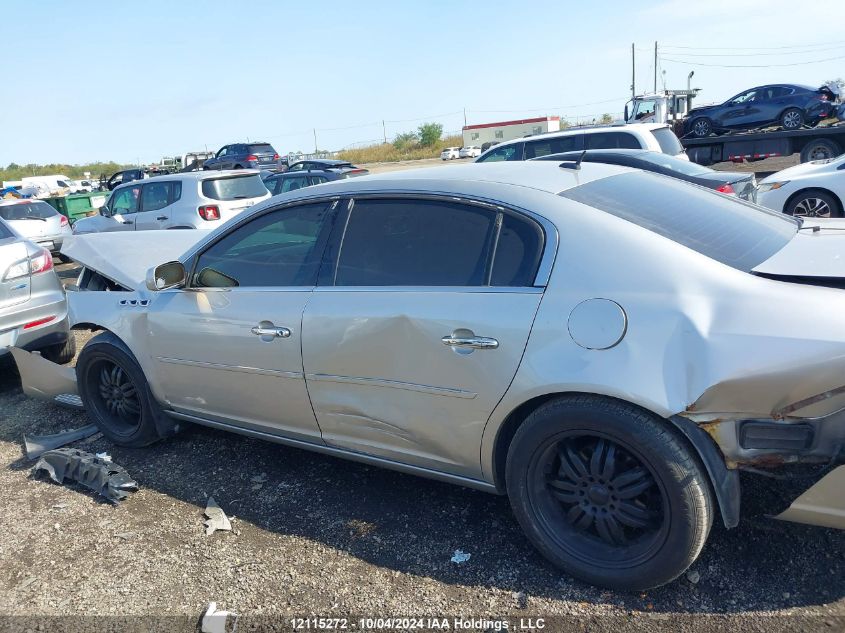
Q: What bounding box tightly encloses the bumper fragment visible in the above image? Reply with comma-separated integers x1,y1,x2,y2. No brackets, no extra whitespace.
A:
10,347,79,405
775,465,845,529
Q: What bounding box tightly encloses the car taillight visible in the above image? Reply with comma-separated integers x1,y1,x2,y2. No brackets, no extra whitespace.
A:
820,94,829,101
60,215,69,227
23,315,56,330
246,155,258,162
3,247,53,281
198,205,220,221
716,183,736,195
273,153,280,160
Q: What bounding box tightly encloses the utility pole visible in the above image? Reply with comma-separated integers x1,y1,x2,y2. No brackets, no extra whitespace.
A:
653,41,658,93
313,128,318,153
382,120,387,144
463,108,467,127
631,43,636,99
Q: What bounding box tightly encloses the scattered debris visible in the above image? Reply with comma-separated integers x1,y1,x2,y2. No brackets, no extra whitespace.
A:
32,448,138,504
686,570,701,585
95,452,112,462
23,424,99,460
783,592,791,599
513,591,528,609
204,497,232,536
201,602,238,633
50,503,67,511
450,549,471,564
250,473,267,484
114,532,135,541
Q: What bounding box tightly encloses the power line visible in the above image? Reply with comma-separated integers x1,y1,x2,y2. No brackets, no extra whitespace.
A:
659,54,845,68
660,40,845,51
659,44,845,57
470,97,626,114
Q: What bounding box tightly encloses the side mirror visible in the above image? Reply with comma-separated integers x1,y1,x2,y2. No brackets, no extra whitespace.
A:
100,206,110,217
145,261,186,291
623,104,629,122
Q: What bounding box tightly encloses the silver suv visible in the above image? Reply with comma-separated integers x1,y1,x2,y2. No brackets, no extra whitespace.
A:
0,218,72,363
72,171,270,234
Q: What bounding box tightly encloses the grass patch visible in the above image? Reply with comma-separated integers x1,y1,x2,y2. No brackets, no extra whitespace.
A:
338,135,463,164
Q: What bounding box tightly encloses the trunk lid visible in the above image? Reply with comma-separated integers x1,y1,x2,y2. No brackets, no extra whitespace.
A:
0,238,31,309
753,219,845,279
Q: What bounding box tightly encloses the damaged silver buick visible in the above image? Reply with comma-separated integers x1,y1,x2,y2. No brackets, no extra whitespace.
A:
11,161,845,590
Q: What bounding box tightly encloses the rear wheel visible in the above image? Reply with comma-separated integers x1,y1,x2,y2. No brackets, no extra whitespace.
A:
800,139,841,163
506,395,713,590
76,333,164,447
786,189,842,218
690,118,712,137
781,107,805,130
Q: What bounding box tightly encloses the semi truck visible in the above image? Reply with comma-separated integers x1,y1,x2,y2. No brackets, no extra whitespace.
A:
625,90,845,166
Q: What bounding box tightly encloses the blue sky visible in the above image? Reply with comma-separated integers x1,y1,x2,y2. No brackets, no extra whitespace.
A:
4,0,845,165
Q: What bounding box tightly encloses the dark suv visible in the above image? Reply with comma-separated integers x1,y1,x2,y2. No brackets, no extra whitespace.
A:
202,142,283,170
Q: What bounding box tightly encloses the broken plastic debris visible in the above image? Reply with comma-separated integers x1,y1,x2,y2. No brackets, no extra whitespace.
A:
201,602,238,633
32,448,138,504
451,549,471,564
95,452,112,462
23,424,99,460
204,497,232,535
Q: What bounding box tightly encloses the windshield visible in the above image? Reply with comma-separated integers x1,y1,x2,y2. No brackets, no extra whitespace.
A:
201,174,268,200
651,127,684,155
560,171,798,272
0,201,58,221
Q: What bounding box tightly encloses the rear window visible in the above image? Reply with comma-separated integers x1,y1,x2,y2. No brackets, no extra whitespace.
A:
560,172,798,272
201,175,268,201
0,201,58,221
585,132,641,150
248,144,276,155
651,127,684,155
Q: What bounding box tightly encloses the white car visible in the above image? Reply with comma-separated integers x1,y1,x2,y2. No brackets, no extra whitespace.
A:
72,171,270,234
459,146,481,159
440,147,461,160
757,153,845,217
476,123,689,163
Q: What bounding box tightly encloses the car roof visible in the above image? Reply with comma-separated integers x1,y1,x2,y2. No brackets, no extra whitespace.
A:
275,161,634,199
478,123,667,152
0,199,43,206
291,159,350,166
111,169,260,191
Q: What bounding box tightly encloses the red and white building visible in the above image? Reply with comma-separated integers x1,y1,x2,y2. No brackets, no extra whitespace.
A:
462,116,561,147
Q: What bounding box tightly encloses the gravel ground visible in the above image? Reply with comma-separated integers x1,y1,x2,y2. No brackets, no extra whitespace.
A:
1,162,843,632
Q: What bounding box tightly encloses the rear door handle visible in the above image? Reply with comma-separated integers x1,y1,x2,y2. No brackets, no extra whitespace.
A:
122,220,133,225
251,325,291,338
441,335,499,349
156,215,168,220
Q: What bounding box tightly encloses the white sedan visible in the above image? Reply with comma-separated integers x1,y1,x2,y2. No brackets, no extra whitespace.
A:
758,153,845,217
440,147,460,160
459,146,481,159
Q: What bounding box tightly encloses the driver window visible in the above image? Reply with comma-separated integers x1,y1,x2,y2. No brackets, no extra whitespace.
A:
111,185,142,215
734,90,757,104
192,202,334,288
217,146,228,158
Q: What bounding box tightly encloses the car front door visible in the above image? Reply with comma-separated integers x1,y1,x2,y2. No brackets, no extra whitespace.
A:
302,196,548,478
146,200,339,440
104,184,142,231
720,89,759,128
209,146,228,170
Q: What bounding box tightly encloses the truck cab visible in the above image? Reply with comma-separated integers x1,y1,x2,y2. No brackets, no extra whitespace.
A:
625,90,700,125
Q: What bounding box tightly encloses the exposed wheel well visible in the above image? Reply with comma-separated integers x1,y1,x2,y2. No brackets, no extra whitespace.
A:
783,187,844,216
491,391,740,528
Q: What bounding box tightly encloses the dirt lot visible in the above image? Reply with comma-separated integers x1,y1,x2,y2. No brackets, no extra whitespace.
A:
0,157,842,632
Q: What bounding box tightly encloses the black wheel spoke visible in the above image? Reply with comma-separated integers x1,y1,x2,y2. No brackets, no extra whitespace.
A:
566,504,593,530
547,478,579,493
550,488,580,504
616,501,652,528
589,439,606,477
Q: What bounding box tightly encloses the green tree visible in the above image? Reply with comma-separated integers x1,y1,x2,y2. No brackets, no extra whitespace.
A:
599,113,613,124
417,122,443,147
393,131,418,151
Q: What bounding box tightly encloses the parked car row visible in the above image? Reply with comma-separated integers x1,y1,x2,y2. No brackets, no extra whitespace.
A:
441,146,481,160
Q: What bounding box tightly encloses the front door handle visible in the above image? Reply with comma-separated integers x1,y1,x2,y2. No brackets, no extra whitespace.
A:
441,334,499,349
122,220,133,225
156,215,168,220
251,325,291,338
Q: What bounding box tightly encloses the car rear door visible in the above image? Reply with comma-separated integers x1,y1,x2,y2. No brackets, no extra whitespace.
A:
301,196,549,478
146,200,340,440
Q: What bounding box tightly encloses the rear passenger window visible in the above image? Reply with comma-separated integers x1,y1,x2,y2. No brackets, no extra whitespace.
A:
141,182,176,212
491,214,545,286
524,135,583,159
335,199,497,286
586,132,641,150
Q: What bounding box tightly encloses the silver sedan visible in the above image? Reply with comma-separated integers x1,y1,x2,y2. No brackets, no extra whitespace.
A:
12,162,845,590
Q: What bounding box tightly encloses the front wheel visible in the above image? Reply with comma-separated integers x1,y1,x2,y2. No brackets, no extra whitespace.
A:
76,332,165,447
781,107,805,130
689,117,712,137
506,395,713,590
786,189,842,218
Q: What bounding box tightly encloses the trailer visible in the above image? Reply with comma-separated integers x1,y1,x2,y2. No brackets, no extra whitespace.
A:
681,123,845,166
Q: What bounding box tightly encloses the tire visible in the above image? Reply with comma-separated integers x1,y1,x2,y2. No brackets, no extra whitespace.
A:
505,395,713,590
800,139,841,163
233,164,243,169
75,332,164,447
39,334,77,365
780,107,805,130
689,117,712,138
785,188,842,218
